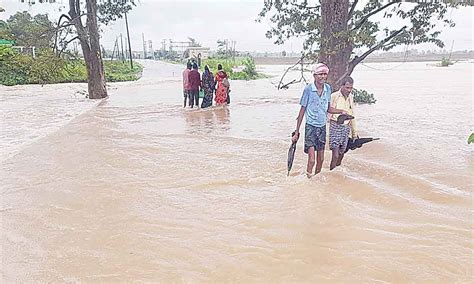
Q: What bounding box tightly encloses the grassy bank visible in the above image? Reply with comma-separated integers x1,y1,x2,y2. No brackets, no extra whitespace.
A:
201,57,268,80
0,47,142,86
64,60,143,83
165,56,268,80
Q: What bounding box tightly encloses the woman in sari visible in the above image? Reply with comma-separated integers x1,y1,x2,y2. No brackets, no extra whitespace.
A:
214,64,229,106
200,65,215,108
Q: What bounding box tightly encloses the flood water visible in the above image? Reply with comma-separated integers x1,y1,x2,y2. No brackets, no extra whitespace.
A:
1,60,473,282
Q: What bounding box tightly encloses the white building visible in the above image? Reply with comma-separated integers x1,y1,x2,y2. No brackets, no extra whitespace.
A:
184,47,210,60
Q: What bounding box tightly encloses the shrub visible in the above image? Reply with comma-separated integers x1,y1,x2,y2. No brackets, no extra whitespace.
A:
28,50,66,84
103,60,143,82
0,53,142,86
201,56,265,81
62,59,87,82
441,57,453,67
353,88,376,104
0,52,32,85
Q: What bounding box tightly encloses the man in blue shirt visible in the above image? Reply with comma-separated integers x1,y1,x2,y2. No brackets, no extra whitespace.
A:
291,63,346,178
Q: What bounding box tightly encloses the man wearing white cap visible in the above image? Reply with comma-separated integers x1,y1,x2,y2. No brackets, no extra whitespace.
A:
291,63,347,177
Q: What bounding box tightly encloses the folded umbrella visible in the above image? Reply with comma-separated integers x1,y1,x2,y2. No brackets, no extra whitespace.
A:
345,137,380,153
337,114,354,125
287,131,297,176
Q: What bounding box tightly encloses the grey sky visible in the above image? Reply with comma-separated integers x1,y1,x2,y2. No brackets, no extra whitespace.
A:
1,0,472,53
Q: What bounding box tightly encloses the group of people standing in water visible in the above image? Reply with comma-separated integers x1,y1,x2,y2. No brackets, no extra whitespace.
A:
182,62,230,109
181,61,358,178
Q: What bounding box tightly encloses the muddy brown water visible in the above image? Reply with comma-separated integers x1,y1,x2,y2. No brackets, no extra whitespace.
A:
1,60,472,282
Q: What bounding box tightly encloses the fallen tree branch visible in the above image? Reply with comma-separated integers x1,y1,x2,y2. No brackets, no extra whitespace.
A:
277,54,311,90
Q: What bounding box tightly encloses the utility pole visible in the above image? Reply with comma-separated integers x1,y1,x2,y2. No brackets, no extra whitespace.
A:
124,11,133,69
448,40,454,62
148,40,153,59
142,33,147,59
120,33,124,62
232,40,236,61
111,37,118,60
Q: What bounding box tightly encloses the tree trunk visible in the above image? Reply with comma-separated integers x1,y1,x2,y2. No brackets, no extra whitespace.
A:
85,0,107,99
69,0,107,99
319,0,353,90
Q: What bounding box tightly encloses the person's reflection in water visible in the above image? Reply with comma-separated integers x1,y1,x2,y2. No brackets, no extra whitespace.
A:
182,106,230,135
212,106,230,132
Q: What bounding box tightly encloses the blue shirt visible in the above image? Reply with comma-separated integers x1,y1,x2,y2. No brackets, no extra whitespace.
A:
299,83,332,127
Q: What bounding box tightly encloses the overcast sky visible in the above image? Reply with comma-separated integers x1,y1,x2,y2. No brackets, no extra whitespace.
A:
1,0,473,53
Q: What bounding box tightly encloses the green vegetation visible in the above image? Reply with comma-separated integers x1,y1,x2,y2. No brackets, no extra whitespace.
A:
440,57,454,67
0,46,142,86
103,61,143,82
259,1,471,88
353,88,376,104
468,133,474,144
202,56,268,80
0,10,142,88
1,11,55,49
61,60,143,83
21,1,136,99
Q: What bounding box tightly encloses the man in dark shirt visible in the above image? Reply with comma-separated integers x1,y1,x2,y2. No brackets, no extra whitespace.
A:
188,63,201,108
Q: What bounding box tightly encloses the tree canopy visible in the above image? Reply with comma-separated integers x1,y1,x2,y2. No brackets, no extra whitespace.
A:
258,0,471,88
260,1,463,50
1,12,55,49
20,0,137,99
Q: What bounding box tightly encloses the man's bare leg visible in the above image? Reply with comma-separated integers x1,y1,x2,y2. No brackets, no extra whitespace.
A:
330,148,339,170
306,147,315,178
315,149,324,175
336,151,345,167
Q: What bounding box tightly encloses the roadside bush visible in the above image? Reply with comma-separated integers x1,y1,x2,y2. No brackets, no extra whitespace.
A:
28,50,66,84
202,56,266,80
0,52,142,86
0,45,14,59
441,57,453,67
242,57,258,78
62,59,87,82
104,60,143,82
0,51,31,85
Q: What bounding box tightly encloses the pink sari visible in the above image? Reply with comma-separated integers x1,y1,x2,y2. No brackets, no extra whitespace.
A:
214,71,228,105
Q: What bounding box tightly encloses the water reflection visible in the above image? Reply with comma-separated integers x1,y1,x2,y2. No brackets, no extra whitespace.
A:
183,106,230,135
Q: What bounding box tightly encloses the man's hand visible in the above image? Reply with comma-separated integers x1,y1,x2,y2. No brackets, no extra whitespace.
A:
291,131,300,143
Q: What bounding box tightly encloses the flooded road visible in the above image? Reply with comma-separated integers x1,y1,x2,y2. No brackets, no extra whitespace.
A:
1,60,473,282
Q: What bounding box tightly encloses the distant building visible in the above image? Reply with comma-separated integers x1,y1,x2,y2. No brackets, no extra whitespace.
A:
184,47,210,60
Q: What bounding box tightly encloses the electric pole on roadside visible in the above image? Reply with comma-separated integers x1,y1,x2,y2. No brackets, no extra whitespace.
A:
124,11,133,69
142,33,147,59
120,33,124,62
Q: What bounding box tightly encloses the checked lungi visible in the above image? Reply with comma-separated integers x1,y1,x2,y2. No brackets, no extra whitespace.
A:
329,120,350,153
